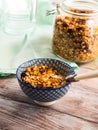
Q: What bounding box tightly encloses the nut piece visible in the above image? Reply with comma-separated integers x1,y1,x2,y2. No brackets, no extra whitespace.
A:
21,65,66,88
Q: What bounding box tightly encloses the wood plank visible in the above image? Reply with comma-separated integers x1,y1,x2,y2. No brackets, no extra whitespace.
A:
50,67,98,123
0,97,98,130
79,57,98,70
51,83,98,123
0,70,98,124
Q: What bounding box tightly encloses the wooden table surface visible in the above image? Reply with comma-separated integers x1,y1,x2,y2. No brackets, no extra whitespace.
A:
0,58,98,130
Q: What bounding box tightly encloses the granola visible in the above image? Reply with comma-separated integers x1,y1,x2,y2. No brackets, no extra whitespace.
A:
21,65,66,88
52,9,98,63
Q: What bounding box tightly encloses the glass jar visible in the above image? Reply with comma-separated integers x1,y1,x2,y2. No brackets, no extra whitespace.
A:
52,0,98,63
1,0,37,35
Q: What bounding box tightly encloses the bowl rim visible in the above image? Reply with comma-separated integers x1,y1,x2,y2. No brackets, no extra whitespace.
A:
16,58,75,90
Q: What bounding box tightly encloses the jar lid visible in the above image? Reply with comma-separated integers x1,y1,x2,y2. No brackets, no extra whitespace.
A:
61,0,98,15
47,0,98,16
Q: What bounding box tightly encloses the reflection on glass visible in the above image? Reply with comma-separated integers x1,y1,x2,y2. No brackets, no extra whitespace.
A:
2,0,37,35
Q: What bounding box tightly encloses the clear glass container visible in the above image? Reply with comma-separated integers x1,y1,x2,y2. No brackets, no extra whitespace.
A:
1,0,37,35
52,0,98,63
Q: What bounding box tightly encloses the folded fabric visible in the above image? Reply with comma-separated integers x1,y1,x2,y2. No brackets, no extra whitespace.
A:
0,24,78,76
36,0,54,25
0,0,78,76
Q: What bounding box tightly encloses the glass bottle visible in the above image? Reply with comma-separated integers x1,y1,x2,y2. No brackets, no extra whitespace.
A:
2,0,37,35
52,0,98,63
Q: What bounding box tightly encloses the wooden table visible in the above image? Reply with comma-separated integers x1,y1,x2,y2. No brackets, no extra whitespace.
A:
0,58,98,130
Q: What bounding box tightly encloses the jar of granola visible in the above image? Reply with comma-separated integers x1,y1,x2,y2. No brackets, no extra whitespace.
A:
52,0,98,63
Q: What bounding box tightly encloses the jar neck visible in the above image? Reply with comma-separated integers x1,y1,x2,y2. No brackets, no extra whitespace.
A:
60,0,98,17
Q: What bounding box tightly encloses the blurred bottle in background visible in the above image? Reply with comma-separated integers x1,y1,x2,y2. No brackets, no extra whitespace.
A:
1,0,37,35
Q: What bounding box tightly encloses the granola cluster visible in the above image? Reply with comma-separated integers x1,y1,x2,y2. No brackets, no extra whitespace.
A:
21,65,66,88
52,9,98,63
